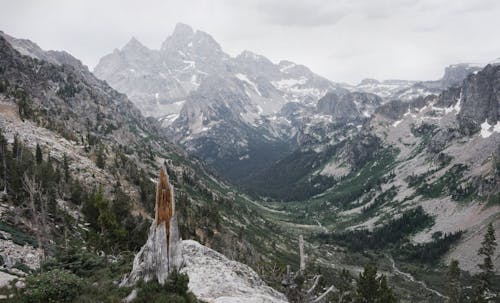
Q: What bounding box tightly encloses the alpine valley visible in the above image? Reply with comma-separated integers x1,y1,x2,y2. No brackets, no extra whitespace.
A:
0,21,498,303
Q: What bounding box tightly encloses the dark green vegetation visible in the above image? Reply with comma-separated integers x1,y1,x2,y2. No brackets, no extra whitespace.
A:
398,231,464,264
0,130,149,255
283,251,398,303
316,206,466,267
317,206,435,251
320,147,396,209
415,164,477,201
2,33,500,303
442,223,499,303
241,132,383,202
3,249,201,303
192,124,292,185
242,143,341,201
0,35,301,302
355,264,398,303
134,271,201,303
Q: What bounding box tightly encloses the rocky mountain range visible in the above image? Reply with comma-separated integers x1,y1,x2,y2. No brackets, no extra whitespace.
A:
94,23,351,181
1,26,499,303
0,31,300,302
94,23,489,187
94,24,500,278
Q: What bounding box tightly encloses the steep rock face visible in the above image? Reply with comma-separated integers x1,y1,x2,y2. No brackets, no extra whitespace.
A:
0,31,86,70
123,162,183,285
0,35,159,153
441,63,482,88
167,76,291,182
94,24,341,183
435,86,461,108
316,92,360,122
316,91,382,122
458,64,500,134
375,95,433,120
94,23,337,121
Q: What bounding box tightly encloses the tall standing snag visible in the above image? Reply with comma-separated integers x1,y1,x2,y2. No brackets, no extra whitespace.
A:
122,161,183,285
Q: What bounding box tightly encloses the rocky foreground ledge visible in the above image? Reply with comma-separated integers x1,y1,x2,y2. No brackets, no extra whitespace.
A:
180,240,287,303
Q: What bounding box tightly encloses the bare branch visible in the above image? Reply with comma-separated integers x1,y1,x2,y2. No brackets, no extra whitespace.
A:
306,275,321,295
311,285,337,303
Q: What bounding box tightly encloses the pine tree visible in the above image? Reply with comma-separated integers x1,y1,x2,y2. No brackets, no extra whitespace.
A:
0,130,7,195
96,146,106,169
35,143,43,164
356,264,380,303
12,134,19,160
355,264,398,303
448,259,462,303
474,223,497,302
63,153,70,182
377,276,397,303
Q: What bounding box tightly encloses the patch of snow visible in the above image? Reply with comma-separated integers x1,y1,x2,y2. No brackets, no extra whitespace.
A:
392,120,403,127
480,120,500,138
236,73,261,97
256,105,263,114
488,57,500,65
271,77,308,90
161,114,180,127
182,60,195,70
190,74,199,87
280,63,296,73
239,154,250,160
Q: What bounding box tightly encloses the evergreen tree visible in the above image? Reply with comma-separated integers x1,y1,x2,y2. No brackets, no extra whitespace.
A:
377,276,397,303
0,130,7,194
96,146,105,169
35,143,43,164
336,269,354,302
356,264,379,303
448,259,462,303
355,264,398,303
474,223,497,302
12,133,19,159
63,153,70,183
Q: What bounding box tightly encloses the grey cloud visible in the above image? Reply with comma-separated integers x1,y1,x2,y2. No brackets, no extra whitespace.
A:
1,0,500,84
253,0,347,27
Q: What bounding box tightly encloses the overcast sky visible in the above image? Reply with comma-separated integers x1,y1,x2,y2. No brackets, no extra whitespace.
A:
1,0,500,84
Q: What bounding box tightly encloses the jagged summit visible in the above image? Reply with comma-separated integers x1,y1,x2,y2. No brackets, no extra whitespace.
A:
237,50,268,61
173,22,195,37
359,78,380,85
122,36,149,52
160,22,222,54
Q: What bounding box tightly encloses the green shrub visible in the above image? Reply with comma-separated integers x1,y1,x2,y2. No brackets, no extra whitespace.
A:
20,269,83,303
134,270,199,303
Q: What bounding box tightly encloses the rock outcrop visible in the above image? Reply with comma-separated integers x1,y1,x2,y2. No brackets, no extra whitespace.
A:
440,63,482,89
122,162,183,285
180,240,288,303
458,64,500,134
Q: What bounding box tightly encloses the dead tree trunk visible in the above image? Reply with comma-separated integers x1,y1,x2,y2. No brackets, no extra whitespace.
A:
22,173,44,259
299,234,306,273
1,141,7,196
